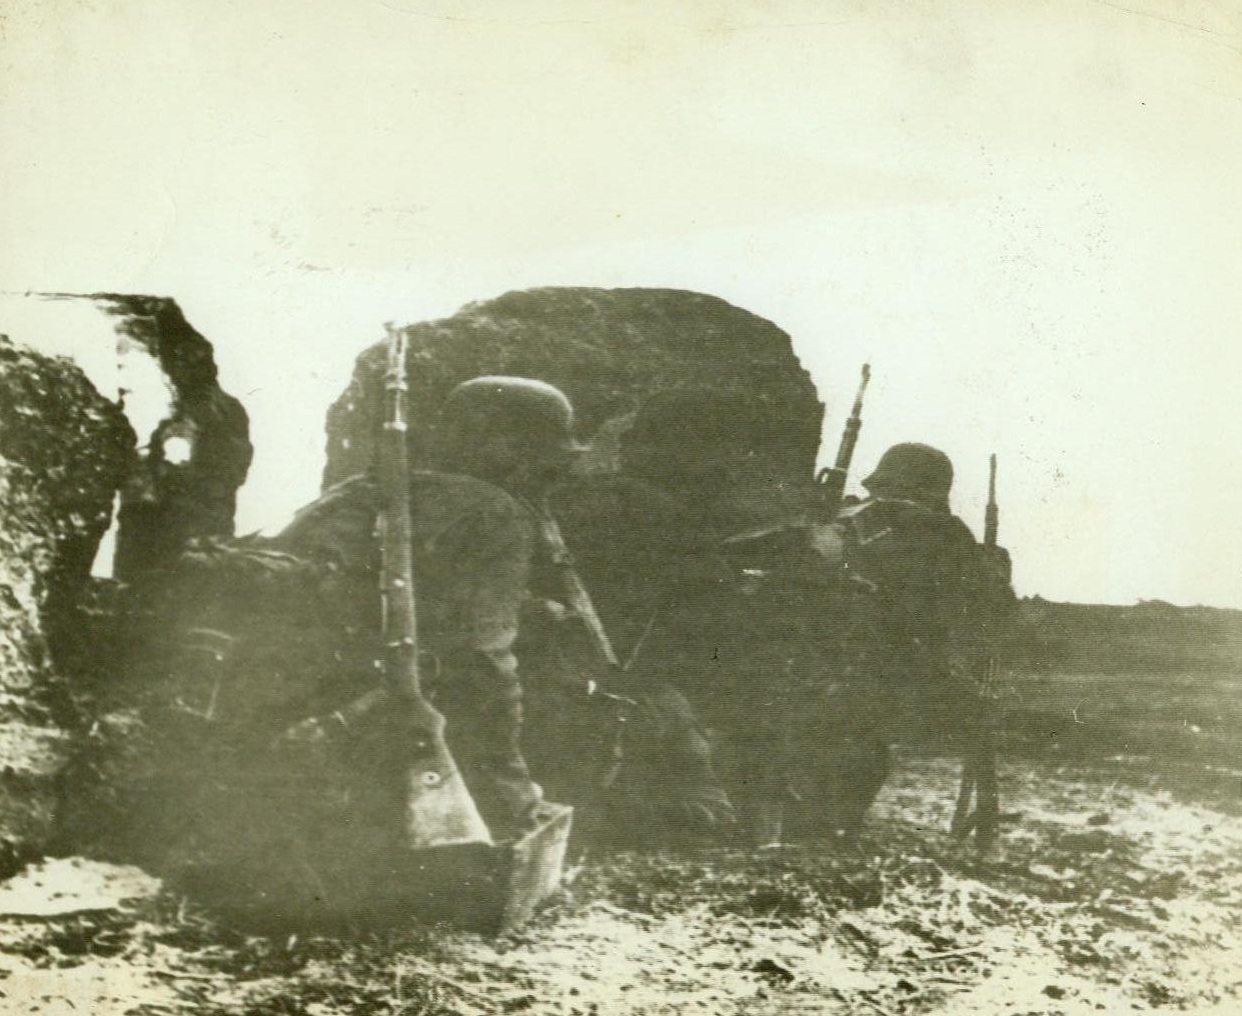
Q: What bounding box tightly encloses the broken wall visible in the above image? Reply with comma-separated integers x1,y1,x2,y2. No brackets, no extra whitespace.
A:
0,294,252,864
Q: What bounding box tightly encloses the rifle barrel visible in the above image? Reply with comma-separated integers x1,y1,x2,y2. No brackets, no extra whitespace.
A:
832,363,871,471
380,328,422,704
984,452,999,549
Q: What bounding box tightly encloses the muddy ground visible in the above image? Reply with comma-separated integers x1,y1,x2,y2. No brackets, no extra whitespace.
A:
1,668,1240,1015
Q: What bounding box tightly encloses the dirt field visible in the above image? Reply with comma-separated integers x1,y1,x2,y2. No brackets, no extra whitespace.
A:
1,667,1240,1015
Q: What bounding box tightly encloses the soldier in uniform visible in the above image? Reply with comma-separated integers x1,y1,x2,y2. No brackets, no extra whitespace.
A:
801,442,1015,841
268,464,545,841
97,387,550,900
608,388,845,845
437,377,736,842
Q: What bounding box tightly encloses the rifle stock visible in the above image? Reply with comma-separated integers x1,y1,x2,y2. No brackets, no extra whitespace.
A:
379,325,493,849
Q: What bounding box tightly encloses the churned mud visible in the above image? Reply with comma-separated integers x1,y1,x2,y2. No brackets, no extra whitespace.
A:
0,747,1238,1016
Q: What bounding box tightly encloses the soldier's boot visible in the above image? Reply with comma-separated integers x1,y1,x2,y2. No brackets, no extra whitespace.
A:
636,686,737,840
830,739,891,844
461,696,545,841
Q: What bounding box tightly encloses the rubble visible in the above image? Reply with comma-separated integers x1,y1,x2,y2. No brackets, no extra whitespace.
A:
0,294,251,865
0,337,134,870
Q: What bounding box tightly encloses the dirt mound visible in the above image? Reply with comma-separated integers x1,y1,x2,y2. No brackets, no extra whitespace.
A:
323,287,823,489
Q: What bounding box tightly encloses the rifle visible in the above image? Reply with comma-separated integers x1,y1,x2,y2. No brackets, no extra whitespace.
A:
377,325,493,849
273,329,492,849
950,453,1002,850
984,452,999,549
815,364,871,522
536,511,621,670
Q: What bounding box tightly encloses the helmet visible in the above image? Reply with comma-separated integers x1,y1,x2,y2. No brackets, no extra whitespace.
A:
441,375,579,442
439,375,585,461
862,442,954,506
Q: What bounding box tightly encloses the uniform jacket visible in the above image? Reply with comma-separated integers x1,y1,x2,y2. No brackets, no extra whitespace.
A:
834,496,1014,685
272,470,535,707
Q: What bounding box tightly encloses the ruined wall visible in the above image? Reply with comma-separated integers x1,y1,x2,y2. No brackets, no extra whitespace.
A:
0,294,251,865
323,287,824,490
89,294,253,583
0,338,134,869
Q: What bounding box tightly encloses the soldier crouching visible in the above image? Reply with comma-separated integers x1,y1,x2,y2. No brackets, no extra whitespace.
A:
84,389,551,911
801,442,1016,843
436,377,736,843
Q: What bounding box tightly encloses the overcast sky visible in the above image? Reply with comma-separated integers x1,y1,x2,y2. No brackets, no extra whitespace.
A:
2,0,1240,608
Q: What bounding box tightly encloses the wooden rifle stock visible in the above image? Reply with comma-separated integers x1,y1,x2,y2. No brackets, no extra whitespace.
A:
378,325,492,849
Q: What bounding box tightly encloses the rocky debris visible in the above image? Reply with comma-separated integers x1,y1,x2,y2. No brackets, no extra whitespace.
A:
0,292,253,584
0,294,251,865
84,294,251,584
323,287,823,490
0,337,134,870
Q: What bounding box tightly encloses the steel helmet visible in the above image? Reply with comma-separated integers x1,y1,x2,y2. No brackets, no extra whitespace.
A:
440,375,585,456
862,442,954,506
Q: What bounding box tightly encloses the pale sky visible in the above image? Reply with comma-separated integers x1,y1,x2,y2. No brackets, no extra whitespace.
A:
2,0,1240,608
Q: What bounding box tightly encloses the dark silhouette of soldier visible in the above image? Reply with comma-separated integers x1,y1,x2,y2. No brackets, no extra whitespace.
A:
436,377,735,842
803,442,1015,841
599,388,843,845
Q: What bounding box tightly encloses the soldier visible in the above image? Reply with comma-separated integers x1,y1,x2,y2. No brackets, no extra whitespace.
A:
98,389,550,898
269,464,545,841
610,388,844,845
438,377,736,842
803,442,1015,841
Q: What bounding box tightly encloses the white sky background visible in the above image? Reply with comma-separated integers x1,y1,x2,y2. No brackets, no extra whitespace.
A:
1,0,1240,608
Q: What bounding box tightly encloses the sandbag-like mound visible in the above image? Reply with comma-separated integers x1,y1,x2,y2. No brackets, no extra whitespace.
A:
323,287,823,489
323,288,827,840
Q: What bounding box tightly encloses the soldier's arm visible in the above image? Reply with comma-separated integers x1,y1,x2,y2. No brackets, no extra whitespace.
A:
432,493,534,702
